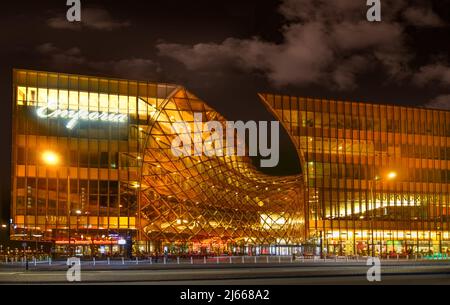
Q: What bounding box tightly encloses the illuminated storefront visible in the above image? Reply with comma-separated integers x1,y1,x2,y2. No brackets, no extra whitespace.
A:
260,93,450,256
11,69,304,256
16,69,447,257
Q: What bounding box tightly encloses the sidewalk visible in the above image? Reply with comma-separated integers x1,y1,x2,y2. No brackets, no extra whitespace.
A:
1,255,449,272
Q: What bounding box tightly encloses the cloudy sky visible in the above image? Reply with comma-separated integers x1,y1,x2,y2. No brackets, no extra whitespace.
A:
0,0,449,178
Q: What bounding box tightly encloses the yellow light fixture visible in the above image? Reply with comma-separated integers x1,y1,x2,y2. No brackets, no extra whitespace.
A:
387,171,397,180
42,150,59,166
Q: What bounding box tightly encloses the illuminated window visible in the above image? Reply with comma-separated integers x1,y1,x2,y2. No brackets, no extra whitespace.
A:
69,91,79,109
99,93,108,112
27,87,37,105
80,92,89,110
17,87,26,105
119,95,128,113
48,89,58,107
109,95,119,113
58,90,68,109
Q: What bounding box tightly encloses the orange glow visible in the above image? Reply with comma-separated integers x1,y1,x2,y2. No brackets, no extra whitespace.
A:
386,171,397,180
42,151,59,166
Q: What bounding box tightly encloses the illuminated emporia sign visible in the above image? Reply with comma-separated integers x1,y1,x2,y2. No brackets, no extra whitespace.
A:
37,102,128,129
22,87,135,129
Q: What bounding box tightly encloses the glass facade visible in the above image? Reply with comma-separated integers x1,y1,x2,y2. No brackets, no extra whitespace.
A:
138,89,304,255
11,69,304,257
260,93,450,256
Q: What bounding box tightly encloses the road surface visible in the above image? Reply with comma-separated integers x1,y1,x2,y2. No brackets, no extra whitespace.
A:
1,260,450,284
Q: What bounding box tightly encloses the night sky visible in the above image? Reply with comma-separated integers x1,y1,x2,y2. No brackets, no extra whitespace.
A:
0,0,449,224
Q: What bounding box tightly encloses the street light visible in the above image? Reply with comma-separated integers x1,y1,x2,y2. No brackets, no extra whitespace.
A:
41,150,73,256
42,151,59,165
0,225,7,254
369,170,397,257
387,171,397,180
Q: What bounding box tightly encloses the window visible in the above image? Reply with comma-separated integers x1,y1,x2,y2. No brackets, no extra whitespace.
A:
100,152,109,168
17,147,25,164
89,152,99,167
89,180,98,195
70,150,78,167
100,181,108,194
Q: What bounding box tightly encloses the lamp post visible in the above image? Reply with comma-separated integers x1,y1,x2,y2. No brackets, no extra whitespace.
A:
369,171,397,257
75,209,82,255
0,224,6,254
68,175,71,256
41,151,73,256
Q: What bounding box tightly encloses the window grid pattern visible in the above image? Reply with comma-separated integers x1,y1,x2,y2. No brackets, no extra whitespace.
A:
135,89,305,252
260,93,450,256
12,69,177,252
11,69,305,255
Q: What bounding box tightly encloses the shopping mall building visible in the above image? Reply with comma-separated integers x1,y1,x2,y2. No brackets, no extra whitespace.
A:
10,69,304,257
10,69,450,257
259,93,450,256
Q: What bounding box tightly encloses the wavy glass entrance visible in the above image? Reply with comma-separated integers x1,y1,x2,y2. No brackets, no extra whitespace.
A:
128,89,305,255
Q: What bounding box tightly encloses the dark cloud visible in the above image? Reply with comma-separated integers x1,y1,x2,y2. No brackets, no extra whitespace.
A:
90,58,160,80
415,61,450,110
426,94,450,110
156,0,439,90
35,43,58,54
279,0,364,22
413,62,450,86
331,55,372,90
36,43,158,80
403,7,446,27
331,22,403,51
36,43,85,67
279,0,410,23
158,22,335,88
47,7,130,31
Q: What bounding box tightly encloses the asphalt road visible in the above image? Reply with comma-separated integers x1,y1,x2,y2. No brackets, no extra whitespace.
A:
1,260,450,284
